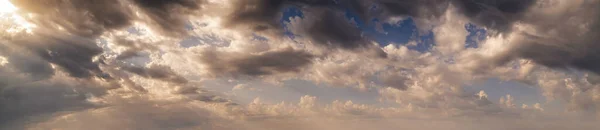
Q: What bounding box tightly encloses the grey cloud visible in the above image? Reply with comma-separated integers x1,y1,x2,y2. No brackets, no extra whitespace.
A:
170,85,236,104
377,0,449,19
586,73,600,85
0,82,98,125
286,8,388,58
134,0,202,10
304,9,368,49
225,0,287,31
226,0,389,55
0,73,107,127
224,0,339,31
110,36,159,60
198,48,314,76
6,34,106,79
379,73,409,90
133,0,206,37
345,0,372,22
115,50,143,61
120,65,188,84
0,43,55,81
496,1,600,75
451,0,537,32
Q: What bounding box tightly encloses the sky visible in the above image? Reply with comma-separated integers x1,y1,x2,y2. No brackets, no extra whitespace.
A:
0,0,599,130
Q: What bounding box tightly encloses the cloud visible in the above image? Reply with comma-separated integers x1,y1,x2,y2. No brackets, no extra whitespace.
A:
287,9,375,50
12,34,106,78
22,97,240,130
21,95,593,130
451,0,537,32
10,0,133,37
120,64,188,84
108,35,160,60
197,47,314,77
223,0,346,32
0,70,108,128
500,1,600,74
374,0,537,32
2,0,600,129
224,0,288,32
132,0,206,37
0,43,55,81
377,0,449,19
222,0,389,55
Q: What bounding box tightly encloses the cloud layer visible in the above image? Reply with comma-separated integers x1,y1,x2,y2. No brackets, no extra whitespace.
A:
1,0,599,129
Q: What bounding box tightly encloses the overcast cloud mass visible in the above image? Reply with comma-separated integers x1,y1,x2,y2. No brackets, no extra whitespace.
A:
0,0,599,129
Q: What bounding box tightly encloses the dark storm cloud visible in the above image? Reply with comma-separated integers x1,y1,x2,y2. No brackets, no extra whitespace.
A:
345,0,373,22
305,9,368,49
120,65,188,84
199,48,314,76
285,8,388,57
377,0,449,19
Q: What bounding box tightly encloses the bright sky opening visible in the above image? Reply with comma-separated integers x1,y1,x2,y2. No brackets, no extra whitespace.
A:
0,0,17,13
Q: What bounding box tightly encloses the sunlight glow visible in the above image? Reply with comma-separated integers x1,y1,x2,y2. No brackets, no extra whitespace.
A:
0,0,17,13
0,56,8,66
0,0,37,34
3,13,37,33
